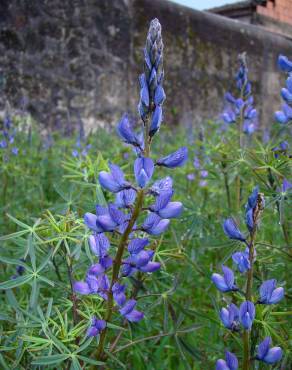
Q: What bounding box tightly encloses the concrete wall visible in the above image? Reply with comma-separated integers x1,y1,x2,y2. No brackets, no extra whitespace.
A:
0,0,292,131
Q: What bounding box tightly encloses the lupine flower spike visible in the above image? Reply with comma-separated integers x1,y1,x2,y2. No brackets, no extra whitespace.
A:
74,18,187,360
211,187,283,367
275,54,292,124
221,52,258,136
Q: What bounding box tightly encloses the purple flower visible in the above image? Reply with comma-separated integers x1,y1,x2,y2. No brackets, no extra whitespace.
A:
232,250,250,273
99,256,113,270
117,114,143,149
200,170,208,178
199,180,207,187
281,178,292,192
115,189,136,208
216,351,238,370
245,186,259,232
119,299,144,322
0,140,7,149
84,213,101,232
139,18,164,137
142,213,170,235
150,191,183,219
272,140,289,158
278,54,292,72
156,147,188,168
97,204,128,232
239,301,255,330
87,316,106,337
281,85,292,104
219,303,239,331
89,233,110,258
122,238,160,276
186,173,195,181
256,337,283,364
84,205,127,234
112,282,126,306
150,176,173,195
258,279,284,305
275,103,292,124
99,163,130,193
223,218,245,242
193,156,200,169
221,53,257,135
211,265,237,292
11,147,18,155
150,105,163,137
134,157,154,188
73,264,110,300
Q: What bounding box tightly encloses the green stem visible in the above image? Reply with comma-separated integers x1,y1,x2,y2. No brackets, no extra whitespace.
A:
242,194,264,370
221,159,231,211
94,189,144,361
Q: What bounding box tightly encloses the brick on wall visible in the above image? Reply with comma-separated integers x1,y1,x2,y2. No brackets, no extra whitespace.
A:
257,0,292,25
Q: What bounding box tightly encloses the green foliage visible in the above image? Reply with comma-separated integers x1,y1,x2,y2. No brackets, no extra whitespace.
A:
0,116,291,369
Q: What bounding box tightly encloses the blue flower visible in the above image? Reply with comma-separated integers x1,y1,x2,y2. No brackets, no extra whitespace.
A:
134,157,154,188
89,233,110,258
139,18,165,137
121,238,160,277
117,114,143,150
275,55,292,124
128,238,150,254
112,282,126,306
239,301,255,330
150,105,163,137
223,218,245,242
119,299,144,322
278,54,292,72
84,205,128,233
150,176,173,196
73,264,110,300
99,163,131,193
221,53,257,135
232,249,250,273
258,279,284,305
115,189,137,208
156,147,188,168
281,75,292,103
142,213,170,235
211,265,237,293
149,191,183,218
219,303,239,331
245,186,259,232
281,178,292,192
275,103,292,124
256,337,283,364
11,147,18,155
87,316,106,337
0,139,7,149
216,351,238,370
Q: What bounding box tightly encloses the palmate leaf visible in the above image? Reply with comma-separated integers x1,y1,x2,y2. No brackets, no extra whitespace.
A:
0,275,32,290
0,256,31,272
32,354,70,366
77,355,105,366
27,234,36,270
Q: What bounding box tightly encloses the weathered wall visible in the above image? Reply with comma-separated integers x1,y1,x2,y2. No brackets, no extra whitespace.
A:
0,0,292,131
